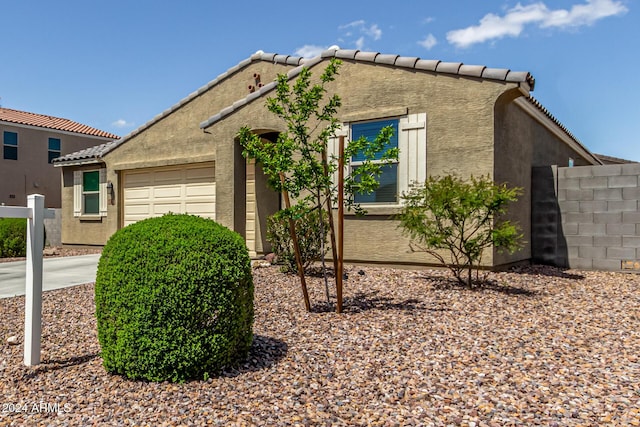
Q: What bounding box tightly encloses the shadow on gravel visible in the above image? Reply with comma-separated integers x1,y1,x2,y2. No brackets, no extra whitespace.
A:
221,335,288,378
310,290,451,313
21,352,100,380
416,274,539,296
509,265,585,280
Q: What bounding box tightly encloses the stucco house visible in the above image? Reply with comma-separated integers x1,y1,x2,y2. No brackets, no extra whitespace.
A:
0,107,119,208
53,48,604,268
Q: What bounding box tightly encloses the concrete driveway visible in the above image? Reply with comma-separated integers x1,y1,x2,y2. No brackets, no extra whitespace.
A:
0,254,101,299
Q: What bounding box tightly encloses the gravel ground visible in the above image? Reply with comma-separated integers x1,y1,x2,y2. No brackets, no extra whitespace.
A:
1,264,639,426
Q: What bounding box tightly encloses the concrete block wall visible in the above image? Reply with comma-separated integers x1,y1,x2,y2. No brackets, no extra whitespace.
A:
555,163,640,271
43,208,62,247
531,166,568,267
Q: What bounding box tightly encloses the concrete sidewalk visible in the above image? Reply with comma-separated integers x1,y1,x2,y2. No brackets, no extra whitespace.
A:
0,254,101,299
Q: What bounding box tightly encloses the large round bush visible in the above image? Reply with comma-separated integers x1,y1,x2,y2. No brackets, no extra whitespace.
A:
95,214,254,382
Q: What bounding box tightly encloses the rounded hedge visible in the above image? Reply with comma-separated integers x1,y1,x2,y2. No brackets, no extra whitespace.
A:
95,214,254,382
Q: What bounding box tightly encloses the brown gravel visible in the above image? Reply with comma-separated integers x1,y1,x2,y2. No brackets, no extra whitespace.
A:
1,264,639,426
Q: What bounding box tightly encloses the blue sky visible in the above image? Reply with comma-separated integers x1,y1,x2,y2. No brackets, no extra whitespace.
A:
2,0,637,160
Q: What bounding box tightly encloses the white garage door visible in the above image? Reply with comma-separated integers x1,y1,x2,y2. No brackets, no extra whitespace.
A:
123,163,215,226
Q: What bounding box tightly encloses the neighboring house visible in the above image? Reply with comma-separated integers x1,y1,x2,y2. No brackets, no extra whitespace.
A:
0,107,119,208
54,48,605,268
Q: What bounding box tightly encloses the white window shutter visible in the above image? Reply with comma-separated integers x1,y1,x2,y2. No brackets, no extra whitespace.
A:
99,168,108,217
399,113,427,195
327,124,348,195
73,171,82,217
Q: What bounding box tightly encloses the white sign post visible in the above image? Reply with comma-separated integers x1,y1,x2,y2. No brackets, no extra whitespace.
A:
0,194,54,366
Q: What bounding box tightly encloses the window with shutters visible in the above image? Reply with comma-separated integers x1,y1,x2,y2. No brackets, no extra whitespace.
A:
73,168,108,217
328,112,427,207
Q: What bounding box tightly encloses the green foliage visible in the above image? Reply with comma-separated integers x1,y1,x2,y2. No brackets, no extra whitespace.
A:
0,218,27,257
267,207,329,273
397,175,523,286
95,214,254,382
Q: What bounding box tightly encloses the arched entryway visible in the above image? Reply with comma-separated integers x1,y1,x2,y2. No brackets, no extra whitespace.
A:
245,131,281,257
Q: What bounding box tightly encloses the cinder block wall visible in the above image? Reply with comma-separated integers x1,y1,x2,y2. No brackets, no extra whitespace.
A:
43,208,62,247
535,163,640,271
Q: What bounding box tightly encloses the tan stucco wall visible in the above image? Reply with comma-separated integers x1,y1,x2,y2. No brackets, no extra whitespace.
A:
493,94,597,266
0,123,112,208
60,56,594,269
203,59,521,266
60,164,115,245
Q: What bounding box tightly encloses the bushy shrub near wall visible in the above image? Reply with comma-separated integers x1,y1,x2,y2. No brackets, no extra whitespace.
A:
0,218,27,258
95,214,254,382
266,207,328,273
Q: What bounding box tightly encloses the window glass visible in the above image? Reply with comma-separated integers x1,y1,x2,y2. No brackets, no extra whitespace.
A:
4,132,18,145
48,138,61,163
84,193,100,214
351,119,398,162
350,119,399,204
352,163,398,204
3,132,18,160
83,171,99,192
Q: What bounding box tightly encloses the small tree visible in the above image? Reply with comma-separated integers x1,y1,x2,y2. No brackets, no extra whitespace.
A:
397,174,523,287
238,59,396,312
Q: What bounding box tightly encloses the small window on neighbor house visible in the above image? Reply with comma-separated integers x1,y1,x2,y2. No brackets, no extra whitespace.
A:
48,138,61,163
83,171,100,215
350,119,399,204
3,131,18,160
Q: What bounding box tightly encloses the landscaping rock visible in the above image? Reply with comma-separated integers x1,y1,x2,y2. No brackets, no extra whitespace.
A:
0,265,639,425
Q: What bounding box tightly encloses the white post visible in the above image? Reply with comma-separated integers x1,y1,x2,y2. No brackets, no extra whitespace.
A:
24,194,45,366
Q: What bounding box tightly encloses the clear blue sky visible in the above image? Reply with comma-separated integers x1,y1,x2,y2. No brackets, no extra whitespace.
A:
2,0,637,161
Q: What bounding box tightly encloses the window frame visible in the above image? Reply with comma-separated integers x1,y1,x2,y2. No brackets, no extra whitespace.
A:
82,170,100,215
349,118,400,205
48,138,61,164
3,131,18,160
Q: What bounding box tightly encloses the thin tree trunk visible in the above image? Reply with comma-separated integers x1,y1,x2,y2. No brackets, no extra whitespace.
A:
279,172,311,312
321,149,339,290
317,192,330,306
336,135,345,314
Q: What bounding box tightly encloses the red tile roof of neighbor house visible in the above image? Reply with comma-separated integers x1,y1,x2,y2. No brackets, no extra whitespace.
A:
0,107,119,139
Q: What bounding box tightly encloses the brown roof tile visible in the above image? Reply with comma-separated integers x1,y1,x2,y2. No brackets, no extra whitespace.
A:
0,107,119,139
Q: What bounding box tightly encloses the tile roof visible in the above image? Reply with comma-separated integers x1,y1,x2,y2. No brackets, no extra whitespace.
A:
56,48,593,166
200,47,536,129
0,107,119,139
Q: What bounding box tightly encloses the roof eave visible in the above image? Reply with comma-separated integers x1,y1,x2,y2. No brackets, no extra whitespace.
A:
53,157,103,167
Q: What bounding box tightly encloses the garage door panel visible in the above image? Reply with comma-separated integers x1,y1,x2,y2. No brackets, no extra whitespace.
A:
124,174,152,186
185,202,216,215
153,185,182,199
125,187,151,200
185,183,216,197
186,166,215,180
154,169,183,183
152,203,183,215
123,164,215,226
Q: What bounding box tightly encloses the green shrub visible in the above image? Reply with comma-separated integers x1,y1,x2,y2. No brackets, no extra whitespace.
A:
397,174,522,287
266,206,329,273
95,214,254,382
0,218,27,258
